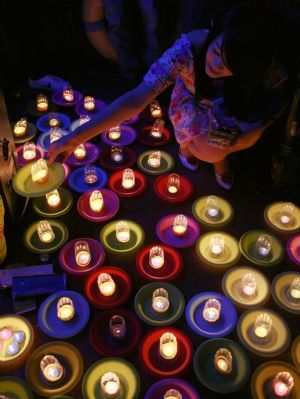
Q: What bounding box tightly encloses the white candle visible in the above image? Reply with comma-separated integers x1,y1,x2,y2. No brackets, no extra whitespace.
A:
150,100,162,118
23,142,36,160
172,214,187,236
160,332,178,360
121,168,135,189
214,348,232,374
74,144,86,160
167,174,180,194
152,288,169,313
253,313,272,339
89,190,104,212
109,315,127,340
46,189,61,208
57,297,75,321
111,145,123,163
256,234,272,257
150,118,165,138
14,118,27,136
84,165,98,184
289,277,300,299
97,273,116,297
63,87,74,102
240,273,257,297
75,240,91,267
48,114,60,128
164,389,182,399
37,220,55,243
37,94,48,112
109,126,121,141
40,355,64,382
149,246,164,269
100,372,120,398
203,298,221,322
273,372,294,397
206,195,219,218
31,159,49,184
147,151,161,168
279,202,295,226
116,221,130,243
84,96,95,111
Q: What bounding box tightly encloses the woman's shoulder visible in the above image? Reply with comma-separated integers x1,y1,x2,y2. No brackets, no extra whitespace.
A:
186,29,209,53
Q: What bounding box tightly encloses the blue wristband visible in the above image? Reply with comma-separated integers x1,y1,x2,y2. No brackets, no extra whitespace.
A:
84,19,107,32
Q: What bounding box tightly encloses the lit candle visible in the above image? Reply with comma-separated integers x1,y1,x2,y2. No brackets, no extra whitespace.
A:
6,342,19,355
208,234,225,257
172,214,187,236
23,142,36,160
116,221,130,243
164,389,182,399
147,151,161,168
240,272,257,297
167,174,180,194
205,195,219,218
100,372,120,398
13,331,26,343
84,96,95,111
48,113,60,128
150,118,165,138
214,348,233,374
149,245,164,269
63,87,74,102
74,240,91,267
121,168,135,189
150,100,162,118
14,117,27,136
203,298,221,322
273,371,294,397
37,94,48,112
289,277,300,299
152,288,170,313
97,273,116,297
89,190,104,212
50,128,62,144
84,165,98,184
108,126,121,141
0,327,13,340
256,234,272,257
37,220,55,243
109,315,127,340
31,159,49,184
40,355,64,382
111,145,123,163
57,297,75,321
46,189,61,208
279,202,295,226
159,332,178,360
74,143,86,160
253,313,272,339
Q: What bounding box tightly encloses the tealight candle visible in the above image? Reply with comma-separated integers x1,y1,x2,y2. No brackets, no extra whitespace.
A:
14,117,27,136
50,128,62,144
23,142,36,160
40,355,64,382
84,96,95,111
240,272,257,297
253,313,272,339
149,245,164,269
63,87,74,102
73,143,86,160
150,118,165,138
152,288,170,313
273,371,294,397
46,189,61,208
57,296,75,321
0,327,12,340
159,332,178,360
37,94,48,112
48,113,60,128
108,126,121,141
111,145,123,163
167,173,180,194
203,298,221,322
109,315,127,340
256,234,272,257
173,214,187,236
31,159,49,184
97,273,116,297
289,277,300,299
13,331,26,343
89,190,104,212
84,165,98,184
100,372,120,398
164,389,182,399
150,100,162,118
147,151,161,168
205,195,219,218
37,220,55,243
208,234,225,257
121,168,135,189
214,348,233,374
116,221,130,243
6,342,19,356
278,202,295,226
74,240,91,267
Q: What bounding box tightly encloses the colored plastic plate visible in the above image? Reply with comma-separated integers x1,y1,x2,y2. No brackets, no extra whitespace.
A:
292,336,300,370
185,292,237,338
138,125,171,147
237,308,291,357
99,146,137,171
239,230,284,266
24,219,69,254
37,129,69,152
264,201,300,233
36,112,71,132
137,150,174,175
156,214,200,248
101,125,137,146
65,142,100,167
153,173,194,203
144,378,201,399
196,231,240,268
38,290,90,338
82,358,140,399
77,188,119,222
74,98,106,116
0,377,33,399
286,234,300,265
59,237,105,275
193,338,251,393
51,90,83,107
12,121,37,144
271,271,300,314
25,341,83,397
17,144,44,167
32,188,73,218
108,169,147,197
192,195,234,227
12,162,65,198
68,166,107,194
134,282,185,326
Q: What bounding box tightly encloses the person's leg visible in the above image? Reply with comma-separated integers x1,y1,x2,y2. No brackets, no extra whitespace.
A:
213,158,233,190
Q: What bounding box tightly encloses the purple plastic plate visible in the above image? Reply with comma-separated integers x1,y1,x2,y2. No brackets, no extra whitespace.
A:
51,90,83,107
74,99,106,117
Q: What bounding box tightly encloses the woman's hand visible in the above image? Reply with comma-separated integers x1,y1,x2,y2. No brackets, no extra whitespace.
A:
47,134,78,165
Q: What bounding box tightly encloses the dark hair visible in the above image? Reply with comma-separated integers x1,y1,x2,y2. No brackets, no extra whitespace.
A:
194,1,276,120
